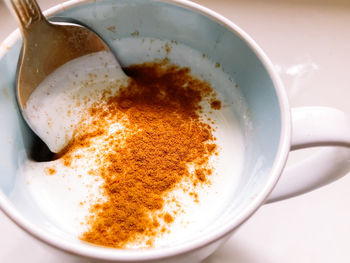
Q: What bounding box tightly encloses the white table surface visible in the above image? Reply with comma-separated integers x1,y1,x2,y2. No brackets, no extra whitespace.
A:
1,0,350,262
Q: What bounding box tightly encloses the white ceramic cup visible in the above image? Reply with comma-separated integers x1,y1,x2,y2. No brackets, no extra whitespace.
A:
0,0,350,262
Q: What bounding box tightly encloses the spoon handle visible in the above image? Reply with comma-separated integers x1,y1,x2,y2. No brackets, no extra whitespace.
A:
6,0,47,32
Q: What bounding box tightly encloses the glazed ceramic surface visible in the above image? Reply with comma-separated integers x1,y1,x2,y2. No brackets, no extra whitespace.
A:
0,0,290,261
0,0,350,262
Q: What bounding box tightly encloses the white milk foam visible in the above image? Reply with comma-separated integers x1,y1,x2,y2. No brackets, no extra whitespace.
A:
24,51,129,153
19,38,245,248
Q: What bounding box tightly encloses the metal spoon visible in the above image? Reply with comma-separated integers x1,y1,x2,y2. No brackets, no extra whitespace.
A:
7,0,122,152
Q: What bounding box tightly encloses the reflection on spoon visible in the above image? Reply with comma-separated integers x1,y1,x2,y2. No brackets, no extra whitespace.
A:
6,0,127,153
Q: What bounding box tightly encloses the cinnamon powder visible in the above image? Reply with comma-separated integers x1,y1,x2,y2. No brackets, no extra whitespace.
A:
57,60,221,248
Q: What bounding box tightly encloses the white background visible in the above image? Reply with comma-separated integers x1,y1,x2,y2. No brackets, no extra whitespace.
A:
1,0,350,262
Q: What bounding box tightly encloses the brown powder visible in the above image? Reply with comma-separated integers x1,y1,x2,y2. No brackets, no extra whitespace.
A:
44,167,56,175
106,26,116,33
164,42,171,54
57,60,221,248
210,100,221,110
163,213,174,223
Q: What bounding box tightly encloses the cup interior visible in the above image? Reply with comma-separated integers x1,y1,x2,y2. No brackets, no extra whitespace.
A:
0,0,284,256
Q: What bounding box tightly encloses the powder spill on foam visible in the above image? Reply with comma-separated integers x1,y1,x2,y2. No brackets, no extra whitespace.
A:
54,60,221,248
20,38,246,249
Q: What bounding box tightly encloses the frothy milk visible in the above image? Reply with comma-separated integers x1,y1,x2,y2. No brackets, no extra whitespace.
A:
17,38,246,248
24,51,129,153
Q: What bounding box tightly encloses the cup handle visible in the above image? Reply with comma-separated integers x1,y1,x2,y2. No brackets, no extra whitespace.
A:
266,107,350,203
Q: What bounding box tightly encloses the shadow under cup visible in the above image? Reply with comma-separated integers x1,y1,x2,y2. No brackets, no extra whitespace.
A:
0,0,283,258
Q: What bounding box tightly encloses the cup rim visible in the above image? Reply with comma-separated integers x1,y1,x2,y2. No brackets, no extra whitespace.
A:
0,0,291,261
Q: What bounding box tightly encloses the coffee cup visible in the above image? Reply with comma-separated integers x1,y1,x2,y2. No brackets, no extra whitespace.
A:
1,0,350,262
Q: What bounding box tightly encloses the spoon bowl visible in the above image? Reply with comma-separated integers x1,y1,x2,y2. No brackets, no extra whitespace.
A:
7,0,122,152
